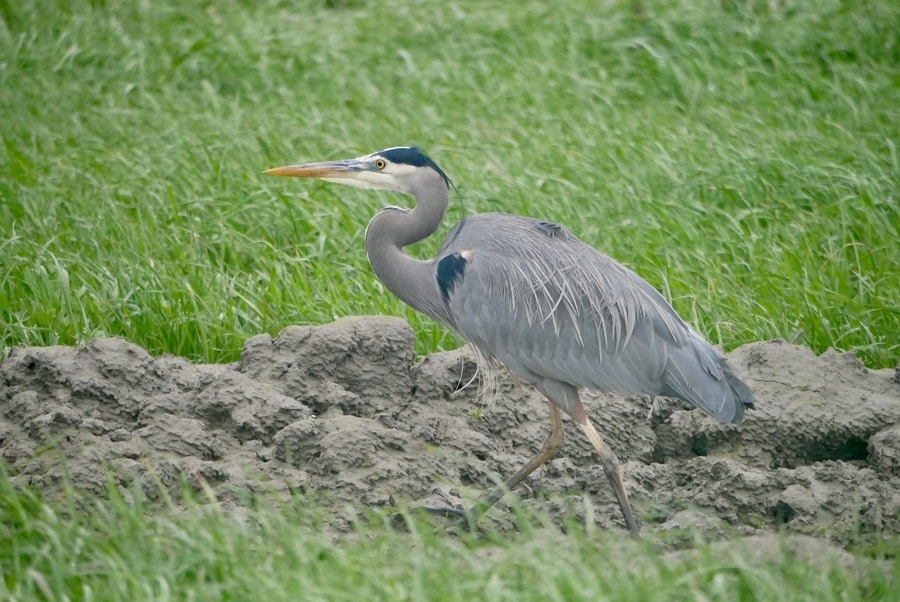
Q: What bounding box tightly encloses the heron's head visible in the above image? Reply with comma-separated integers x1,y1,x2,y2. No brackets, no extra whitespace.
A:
264,146,451,195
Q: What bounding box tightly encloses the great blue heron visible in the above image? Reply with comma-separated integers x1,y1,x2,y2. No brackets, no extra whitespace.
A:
265,146,755,536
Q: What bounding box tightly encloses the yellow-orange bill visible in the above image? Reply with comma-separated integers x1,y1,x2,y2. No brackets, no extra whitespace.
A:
263,159,361,178
263,165,327,178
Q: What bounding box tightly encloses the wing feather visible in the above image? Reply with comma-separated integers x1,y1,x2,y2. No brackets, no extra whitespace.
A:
439,213,754,423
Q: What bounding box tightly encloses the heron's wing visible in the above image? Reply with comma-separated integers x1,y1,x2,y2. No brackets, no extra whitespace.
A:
439,214,751,424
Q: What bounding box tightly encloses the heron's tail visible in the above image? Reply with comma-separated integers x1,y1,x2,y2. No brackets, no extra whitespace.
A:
662,337,756,425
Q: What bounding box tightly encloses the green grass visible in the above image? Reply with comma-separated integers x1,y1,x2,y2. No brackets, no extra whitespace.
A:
1,0,898,366
1,0,899,599
0,472,895,602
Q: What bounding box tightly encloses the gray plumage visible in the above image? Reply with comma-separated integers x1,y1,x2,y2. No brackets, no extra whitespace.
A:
266,145,756,536
437,214,754,424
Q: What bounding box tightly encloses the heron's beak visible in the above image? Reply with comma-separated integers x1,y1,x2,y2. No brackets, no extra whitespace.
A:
263,159,365,180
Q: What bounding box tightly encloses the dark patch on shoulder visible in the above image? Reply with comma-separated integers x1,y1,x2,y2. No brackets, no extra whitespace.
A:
436,252,469,302
535,221,564,237
379,146,451,188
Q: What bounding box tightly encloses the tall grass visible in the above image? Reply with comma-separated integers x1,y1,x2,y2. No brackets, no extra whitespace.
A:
1,471,895,601
1,0,897,366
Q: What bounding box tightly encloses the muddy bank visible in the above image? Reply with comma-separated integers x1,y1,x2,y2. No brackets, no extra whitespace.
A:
1,316,898,547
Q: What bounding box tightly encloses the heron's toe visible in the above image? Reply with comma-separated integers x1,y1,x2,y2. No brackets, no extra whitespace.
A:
419,503,468,520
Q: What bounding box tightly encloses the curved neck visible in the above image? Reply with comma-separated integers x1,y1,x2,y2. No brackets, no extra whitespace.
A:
364,172,450,325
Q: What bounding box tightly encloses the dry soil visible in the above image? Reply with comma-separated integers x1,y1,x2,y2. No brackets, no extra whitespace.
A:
2,316,898,550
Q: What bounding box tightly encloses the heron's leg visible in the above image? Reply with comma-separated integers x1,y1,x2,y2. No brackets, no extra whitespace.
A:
467,401,564,517
569,399,641,538
426,401,564,525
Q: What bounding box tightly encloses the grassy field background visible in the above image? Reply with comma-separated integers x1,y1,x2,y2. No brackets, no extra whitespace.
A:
1,0,898,599
1,0,898,367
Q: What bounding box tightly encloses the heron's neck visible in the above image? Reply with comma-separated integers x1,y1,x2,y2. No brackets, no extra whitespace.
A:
364,178,450,325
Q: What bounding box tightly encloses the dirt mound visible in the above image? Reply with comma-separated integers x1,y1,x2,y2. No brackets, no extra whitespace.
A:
2,316,898,546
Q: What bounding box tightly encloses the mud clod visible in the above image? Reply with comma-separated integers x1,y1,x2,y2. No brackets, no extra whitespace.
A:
1,318,898,548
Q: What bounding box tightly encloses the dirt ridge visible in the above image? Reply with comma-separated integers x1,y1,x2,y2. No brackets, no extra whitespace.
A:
2,316,898,547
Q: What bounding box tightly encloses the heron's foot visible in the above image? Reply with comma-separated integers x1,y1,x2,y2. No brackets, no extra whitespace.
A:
421,504,484,532
387,504,482,534
419,504,468,520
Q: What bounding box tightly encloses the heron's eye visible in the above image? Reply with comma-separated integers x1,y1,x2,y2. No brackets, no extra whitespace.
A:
374,159,386,170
